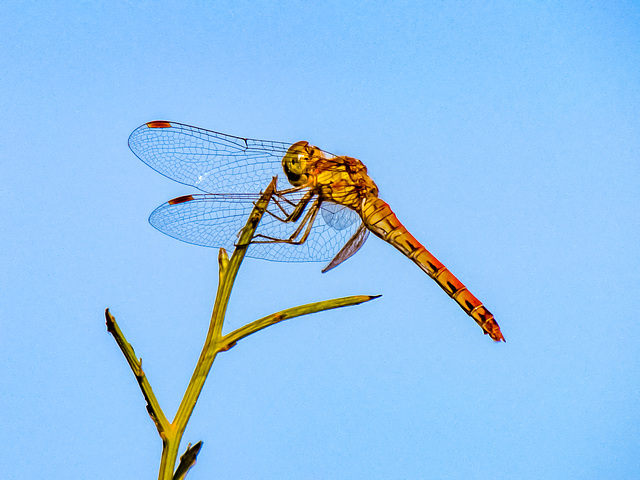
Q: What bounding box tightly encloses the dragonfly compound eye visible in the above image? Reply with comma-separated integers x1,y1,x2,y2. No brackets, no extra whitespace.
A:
282,141,310,186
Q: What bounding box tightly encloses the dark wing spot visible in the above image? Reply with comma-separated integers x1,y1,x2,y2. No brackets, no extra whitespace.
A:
146,121,172,128
168,195,195,205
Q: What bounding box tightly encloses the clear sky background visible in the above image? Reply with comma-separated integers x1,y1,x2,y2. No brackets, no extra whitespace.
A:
1,1,638,479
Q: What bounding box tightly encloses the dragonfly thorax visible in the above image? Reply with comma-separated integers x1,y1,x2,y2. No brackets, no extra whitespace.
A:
283,140,380,213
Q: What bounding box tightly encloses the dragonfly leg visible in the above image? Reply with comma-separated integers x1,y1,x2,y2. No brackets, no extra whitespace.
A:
257,186,305,217
269,192,297,216
261,189,315,223
252,197,321,246
262,194,298,221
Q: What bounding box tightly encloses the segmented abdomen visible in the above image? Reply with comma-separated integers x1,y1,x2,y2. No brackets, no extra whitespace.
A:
361,197,504,341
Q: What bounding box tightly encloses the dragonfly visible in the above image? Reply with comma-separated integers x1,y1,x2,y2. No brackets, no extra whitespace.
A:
129,121,504,342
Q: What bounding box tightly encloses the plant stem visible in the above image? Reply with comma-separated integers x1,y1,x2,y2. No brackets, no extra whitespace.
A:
108,176,380,479
219,294,381,351
105,309,171,436
158,177,279,479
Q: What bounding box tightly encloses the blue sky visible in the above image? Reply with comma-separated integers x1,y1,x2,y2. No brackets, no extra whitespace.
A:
1,1,638,478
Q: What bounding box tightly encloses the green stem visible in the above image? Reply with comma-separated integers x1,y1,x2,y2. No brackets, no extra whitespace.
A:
108,175,380,479
105,309,171,436
219,295,381,351
158,177,278,479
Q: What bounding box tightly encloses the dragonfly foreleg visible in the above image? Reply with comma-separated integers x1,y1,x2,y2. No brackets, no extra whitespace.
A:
262,189,315,223
252,197,321,246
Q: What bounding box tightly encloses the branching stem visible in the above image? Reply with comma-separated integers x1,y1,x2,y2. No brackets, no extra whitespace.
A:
105,177,379,479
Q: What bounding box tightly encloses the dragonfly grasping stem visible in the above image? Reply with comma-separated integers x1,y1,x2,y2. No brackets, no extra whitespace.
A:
107,173,379,479
159,177,279,479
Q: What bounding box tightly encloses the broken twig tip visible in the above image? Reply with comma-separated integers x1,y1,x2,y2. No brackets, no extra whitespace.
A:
105,308,116,332
218,248,229,268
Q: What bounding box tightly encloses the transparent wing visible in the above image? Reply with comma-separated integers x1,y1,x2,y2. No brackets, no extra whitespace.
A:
321,223,370,273
149,191,363,263
130,121,318,193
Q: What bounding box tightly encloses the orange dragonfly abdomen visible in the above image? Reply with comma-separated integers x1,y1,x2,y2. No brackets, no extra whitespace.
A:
361,197,504,342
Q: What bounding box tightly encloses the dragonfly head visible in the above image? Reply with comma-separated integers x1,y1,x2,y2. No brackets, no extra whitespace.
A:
282,141,313,186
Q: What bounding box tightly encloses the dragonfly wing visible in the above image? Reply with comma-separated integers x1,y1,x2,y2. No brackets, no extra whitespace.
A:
321,222,369,273
148,193,362,263
128,121,293,193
